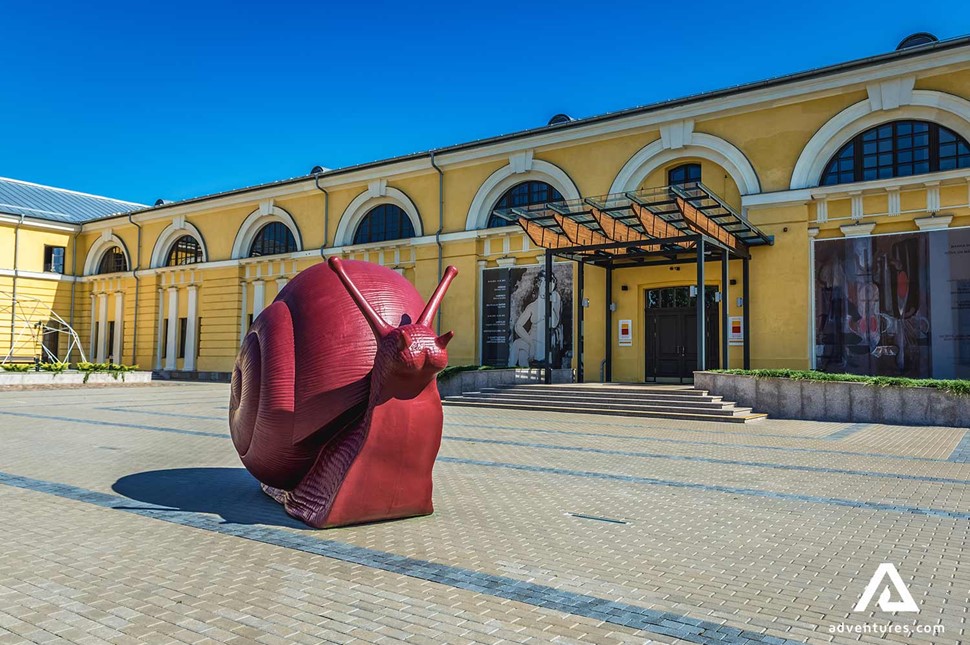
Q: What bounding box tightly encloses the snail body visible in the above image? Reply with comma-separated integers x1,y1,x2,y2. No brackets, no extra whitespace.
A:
229,257,457,528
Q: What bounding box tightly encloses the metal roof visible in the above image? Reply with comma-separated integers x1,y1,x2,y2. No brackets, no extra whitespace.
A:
0,177,144,224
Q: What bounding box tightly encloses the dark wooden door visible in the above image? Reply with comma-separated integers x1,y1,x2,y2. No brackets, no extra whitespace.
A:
645,306,719,381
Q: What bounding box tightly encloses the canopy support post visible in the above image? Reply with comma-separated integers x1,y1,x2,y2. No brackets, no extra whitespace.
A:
605,263,613,383
577,260,585,384
544,249,553,385
743,256,751,369
721,249,729,370
696,238,706,374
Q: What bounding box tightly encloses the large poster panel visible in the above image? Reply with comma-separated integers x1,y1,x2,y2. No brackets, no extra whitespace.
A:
481,264,573,369
814,228,970,379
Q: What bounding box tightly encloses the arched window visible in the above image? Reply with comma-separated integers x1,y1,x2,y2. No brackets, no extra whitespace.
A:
487,181,564,228
249,222,297,257
668,163,702,186
166,235,203,266
821,120,970,185
353,204,415,245
96,246,128,274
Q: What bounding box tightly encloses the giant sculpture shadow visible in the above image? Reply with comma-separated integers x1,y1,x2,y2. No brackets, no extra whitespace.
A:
112,467,308,528
229,258,458,529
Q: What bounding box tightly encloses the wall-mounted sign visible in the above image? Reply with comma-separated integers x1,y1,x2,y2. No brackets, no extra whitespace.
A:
729,316,744,346
618,319,633,346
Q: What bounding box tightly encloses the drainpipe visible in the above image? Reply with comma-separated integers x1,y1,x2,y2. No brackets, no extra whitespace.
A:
314,172,329,258
128,213,142,365
430,151,444,334
67,226,80,363
10,214,25,354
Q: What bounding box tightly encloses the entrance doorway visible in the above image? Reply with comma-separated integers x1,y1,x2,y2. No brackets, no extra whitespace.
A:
644,286,719,382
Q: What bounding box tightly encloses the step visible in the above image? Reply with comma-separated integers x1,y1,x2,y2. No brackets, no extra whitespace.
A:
476,387,724,403
457,392,737,411
494,384,713,397
443,399,767,423
447,396,753,416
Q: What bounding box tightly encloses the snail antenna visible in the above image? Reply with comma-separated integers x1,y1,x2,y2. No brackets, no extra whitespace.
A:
328,257,393,336
418,266,458,327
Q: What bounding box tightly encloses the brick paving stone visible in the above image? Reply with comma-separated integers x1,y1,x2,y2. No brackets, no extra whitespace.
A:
0,383,966,643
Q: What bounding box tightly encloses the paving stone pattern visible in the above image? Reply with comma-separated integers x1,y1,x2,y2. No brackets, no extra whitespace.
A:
0,383,966,644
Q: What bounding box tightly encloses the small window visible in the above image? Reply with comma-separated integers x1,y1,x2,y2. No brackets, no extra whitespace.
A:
487,181,563,228
162,320,169,359
353,204,415,245
44,246,65,273
821,120,970,186
178,317,187,359
667,163,702,186
196,318,203,359
249,222,297,257
166,236,203,266
97,246,128,274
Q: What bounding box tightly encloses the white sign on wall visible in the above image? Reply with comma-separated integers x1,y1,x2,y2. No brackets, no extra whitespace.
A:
729,316,744,346
618,319,633,346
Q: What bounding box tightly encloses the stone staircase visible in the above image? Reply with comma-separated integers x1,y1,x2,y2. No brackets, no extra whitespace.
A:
442,383,767,423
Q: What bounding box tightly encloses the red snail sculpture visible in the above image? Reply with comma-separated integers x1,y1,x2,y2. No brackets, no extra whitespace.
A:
228,257,458,528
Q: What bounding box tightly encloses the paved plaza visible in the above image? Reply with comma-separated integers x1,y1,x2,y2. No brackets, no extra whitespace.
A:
0,383,967,644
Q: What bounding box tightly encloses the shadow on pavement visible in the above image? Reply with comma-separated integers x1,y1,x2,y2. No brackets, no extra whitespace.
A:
112,467,309,529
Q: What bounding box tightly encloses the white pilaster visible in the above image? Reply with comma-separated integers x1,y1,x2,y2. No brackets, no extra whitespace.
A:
239,282,249,343
88,293,97,358
275,277,288,292
155,288,165,370
165,287,178,371
183,285,199,371
849,192,864,220
96,293,109,363
112,291,124,363
252,280,266,320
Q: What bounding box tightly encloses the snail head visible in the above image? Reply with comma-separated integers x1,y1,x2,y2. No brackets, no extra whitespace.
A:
328,257,458,381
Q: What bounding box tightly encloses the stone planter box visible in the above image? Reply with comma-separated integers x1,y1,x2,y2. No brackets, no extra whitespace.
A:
694,371,970,428
437,367,574,398
0,371,153,388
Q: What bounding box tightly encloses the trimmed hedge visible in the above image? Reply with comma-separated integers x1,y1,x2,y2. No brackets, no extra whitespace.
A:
710,369,970,396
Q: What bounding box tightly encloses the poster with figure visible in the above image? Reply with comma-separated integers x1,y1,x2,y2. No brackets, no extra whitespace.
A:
481,264,573,369
814,228,970,379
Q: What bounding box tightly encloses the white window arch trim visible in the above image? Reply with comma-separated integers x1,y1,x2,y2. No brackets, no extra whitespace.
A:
790,90,970,190
335,186,423,247
83,233,132,276
465,159,581,231
150,220,208,268
609,133,761,196
231,205,304,259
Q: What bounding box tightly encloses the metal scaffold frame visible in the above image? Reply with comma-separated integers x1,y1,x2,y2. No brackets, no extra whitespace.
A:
1,292,87,365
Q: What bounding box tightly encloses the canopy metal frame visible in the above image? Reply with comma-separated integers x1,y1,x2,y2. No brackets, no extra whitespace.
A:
494,182,772,384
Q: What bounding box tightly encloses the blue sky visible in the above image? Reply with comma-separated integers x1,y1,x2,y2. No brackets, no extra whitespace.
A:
2,1,968,204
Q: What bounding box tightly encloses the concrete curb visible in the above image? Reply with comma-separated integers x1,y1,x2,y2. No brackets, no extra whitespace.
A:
694,371,970,428
438,368,574,398
0,371,153,388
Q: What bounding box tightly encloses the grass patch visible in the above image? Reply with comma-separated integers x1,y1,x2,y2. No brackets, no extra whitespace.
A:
710,369,970,396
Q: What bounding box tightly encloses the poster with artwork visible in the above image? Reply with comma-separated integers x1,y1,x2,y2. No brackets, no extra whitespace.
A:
481,264,573,369
814,228,970,379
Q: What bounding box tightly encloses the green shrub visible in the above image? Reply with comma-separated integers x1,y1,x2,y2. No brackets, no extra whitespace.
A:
437,364,499,381
0,363,31,372
76,361,140,382
711,369,970,396
39,362,70,373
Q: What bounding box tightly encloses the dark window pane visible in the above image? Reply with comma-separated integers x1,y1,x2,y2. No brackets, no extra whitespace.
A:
487,181,564,228
819,120,970,185
166,236,203,266
97,246,128,274
353,204,416,244
249,222,297,257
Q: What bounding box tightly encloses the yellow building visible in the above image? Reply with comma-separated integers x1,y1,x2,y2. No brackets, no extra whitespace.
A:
2,33,970,382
